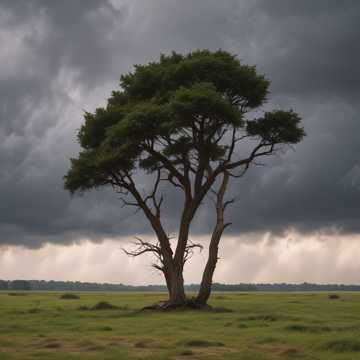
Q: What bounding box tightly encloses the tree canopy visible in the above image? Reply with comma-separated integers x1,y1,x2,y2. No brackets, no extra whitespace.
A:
64,50,304,308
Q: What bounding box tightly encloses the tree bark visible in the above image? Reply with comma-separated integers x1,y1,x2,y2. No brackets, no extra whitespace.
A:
149,218,186,305
158,256,186,305
168,269,186,304
196,171,229,305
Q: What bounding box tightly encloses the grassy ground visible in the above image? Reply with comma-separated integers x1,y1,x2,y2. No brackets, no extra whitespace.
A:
1,292,360,359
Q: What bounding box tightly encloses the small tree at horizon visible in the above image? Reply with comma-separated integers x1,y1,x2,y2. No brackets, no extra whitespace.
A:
64,50,304,308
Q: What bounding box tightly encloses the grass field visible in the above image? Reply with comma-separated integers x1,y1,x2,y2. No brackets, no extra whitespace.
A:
1,292,360,359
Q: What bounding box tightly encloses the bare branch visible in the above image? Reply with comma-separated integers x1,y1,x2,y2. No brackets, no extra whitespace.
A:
144,145,191,194
122,236,162,258
226,142,276,171
183,239,203,265
223,198,235,210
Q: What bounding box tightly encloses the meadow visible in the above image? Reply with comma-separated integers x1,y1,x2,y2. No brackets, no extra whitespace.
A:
1,291,360,359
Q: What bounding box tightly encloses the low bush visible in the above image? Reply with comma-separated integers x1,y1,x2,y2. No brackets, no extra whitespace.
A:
184,340,224,347
179,350,194,356
8,293,28,296
60,293,80,300
79,301,118,311
286,324,332,333
92,301,118,310
324,339,360,352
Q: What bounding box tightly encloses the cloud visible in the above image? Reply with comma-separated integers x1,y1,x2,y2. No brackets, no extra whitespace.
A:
0,0,359,248
2,231,360,285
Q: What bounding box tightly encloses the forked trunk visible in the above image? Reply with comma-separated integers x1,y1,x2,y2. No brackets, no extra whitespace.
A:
146,171,230,309
196,171,229,305
149,217,186,305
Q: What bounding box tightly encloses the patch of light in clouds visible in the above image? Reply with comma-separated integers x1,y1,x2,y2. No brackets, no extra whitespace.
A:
1,231,359,285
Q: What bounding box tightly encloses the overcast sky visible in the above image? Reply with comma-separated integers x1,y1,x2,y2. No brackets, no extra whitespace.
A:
0,0,359,284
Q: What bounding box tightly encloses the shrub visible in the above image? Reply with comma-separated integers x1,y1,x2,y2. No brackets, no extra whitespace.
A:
184,340,224,347
60,293,80,299
8,292,28,296
78,301,119,311
179,350,194,356
99,326,113,331
324,339,360,352
92,301,118,310
286,324,332,333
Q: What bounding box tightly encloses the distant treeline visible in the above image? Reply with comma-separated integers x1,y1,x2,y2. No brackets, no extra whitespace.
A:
1,280,360,292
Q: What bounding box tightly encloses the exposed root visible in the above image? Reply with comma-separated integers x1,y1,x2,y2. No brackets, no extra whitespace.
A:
141,298,211,311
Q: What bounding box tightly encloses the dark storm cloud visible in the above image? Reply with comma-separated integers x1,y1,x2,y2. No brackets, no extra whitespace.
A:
0,0,359,247
221,96,360,235
253,0,360,98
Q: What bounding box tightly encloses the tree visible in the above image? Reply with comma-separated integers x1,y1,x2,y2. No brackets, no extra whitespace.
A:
64,50,304,308
9,280,31,291
0,280,8,290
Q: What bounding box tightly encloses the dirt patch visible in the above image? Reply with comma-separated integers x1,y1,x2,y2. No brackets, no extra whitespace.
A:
279,348,303,357
44,342,62,349
33,337,65,350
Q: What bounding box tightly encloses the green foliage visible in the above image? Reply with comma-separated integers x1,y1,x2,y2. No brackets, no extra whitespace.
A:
65,49,301,194
247,110,305,144
106,103,171,145
120,50,269,105
168,82,242,128
64,146,137,194
8,280,31,291
78,108,126,150
0,280,8,290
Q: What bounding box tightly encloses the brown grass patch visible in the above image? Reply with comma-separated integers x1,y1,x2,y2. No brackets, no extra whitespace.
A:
279,347,303,357
42,341,63,349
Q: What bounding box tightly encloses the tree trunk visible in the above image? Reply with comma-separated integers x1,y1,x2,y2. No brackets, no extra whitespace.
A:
160,258,186,305
168,269,186,304
147,216,182,302
196,171,229,306
162,266,173,298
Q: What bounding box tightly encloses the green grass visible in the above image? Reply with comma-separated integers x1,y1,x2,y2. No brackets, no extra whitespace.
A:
1,292,360,359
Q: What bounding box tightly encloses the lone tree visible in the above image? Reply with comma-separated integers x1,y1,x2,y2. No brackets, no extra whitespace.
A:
64,50,304,308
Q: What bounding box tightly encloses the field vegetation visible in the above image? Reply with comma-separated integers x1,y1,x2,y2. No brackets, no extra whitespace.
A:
1,292,360,359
